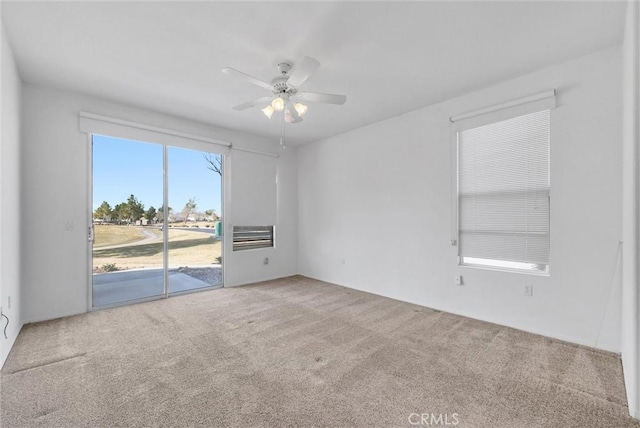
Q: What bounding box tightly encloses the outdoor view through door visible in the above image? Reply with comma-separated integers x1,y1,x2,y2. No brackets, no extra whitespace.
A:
91,135,223,308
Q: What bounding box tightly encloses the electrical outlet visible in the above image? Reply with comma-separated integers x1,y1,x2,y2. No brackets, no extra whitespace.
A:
341,258,346,265
263,257,269,265
7,296,10,309
454,275,463,286
524,284,533,297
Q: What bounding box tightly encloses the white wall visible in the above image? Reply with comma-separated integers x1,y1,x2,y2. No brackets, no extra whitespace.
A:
621,0,640,419
298,46,623,352
225,148,298,287
0,22,23,367
20,84,297,323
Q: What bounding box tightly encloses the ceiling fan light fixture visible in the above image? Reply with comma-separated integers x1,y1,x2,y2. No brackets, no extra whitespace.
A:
262,105,274,119
271,96,285,112
222,56,347,133
294,102,308,117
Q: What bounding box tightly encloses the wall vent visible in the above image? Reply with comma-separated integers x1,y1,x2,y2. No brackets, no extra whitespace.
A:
233,226,274,251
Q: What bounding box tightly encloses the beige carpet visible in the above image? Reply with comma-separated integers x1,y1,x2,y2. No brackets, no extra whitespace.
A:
1,275,638,427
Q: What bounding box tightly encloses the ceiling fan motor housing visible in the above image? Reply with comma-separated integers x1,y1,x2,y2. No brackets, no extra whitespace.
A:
277,62,291,75
271,76,297,96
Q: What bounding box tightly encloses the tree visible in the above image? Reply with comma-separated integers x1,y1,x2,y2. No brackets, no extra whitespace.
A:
144,206,157,223
113,203,131,224
93,201,112,221
156,205,172,223
126,194,145,223
204,153,222,176
204,209,218,221
182,198,197,225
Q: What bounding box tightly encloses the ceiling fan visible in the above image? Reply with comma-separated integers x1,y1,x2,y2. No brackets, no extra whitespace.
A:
221,56,347,125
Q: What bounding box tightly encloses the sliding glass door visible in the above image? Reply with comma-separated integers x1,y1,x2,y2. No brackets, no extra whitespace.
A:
167,147,223,294
91,135,223,308
91,136,165,307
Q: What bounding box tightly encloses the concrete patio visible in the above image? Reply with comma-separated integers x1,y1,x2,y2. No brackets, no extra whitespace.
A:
92,267,222,307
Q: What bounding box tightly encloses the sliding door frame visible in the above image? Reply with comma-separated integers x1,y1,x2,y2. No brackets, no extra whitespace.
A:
86,133,94,311
87,133,227,311
163,144,169,298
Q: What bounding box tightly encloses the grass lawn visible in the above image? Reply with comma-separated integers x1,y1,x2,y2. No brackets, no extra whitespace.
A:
93,227,221,271
94,225,162,247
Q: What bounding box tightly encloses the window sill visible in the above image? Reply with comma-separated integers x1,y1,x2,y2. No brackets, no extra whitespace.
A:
459,263,550,277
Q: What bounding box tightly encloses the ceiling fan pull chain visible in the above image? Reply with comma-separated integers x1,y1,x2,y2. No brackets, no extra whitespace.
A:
280,116,286,149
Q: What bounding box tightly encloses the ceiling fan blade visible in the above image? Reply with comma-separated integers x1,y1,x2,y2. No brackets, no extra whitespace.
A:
221,67,273,91
232,96,273,111
286,56,320,88
297,92,347,105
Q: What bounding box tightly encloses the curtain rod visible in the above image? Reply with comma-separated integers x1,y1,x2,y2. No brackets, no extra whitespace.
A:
449,89,556,123
79,112,232,147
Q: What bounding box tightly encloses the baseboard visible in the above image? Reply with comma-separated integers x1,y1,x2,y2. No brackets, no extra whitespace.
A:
22,308,86,325
225,272,298,288
0,321,24,370
433,303,620,354
297,273,620,354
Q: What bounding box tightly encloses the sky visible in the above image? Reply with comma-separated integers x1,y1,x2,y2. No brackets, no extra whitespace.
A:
92,135,222,215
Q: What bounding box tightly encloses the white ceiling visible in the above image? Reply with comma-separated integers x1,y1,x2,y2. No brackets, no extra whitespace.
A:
1,1,626,145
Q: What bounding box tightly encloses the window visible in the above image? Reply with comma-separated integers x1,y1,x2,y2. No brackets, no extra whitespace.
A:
457,109,550,274
233,226,274,251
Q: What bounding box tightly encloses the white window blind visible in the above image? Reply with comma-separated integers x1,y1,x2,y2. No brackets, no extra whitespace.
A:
458,109,550,272
78,112,231,155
